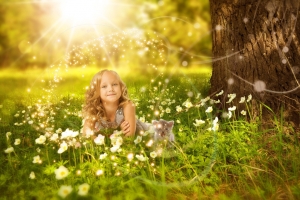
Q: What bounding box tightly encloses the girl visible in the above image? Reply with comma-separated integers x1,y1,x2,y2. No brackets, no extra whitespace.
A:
82,69,147,137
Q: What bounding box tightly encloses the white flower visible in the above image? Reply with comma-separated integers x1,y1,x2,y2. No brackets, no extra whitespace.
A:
193,119,205,127
227,111,232,119
212,117,219,131
136,154,148,162
213,117,218,124
28,120,33,125
183,100,193,108
58,141,68,154
165,108,171,113
50,133,59,141
247,94,252,102
228,106,236,111
213,99,220,104
176,119,181,124
6,132,12,138
226,93,236,103
35,135,46,144
58,185,72,198
4,147,14,153
110,145,120,153
110,133,123,146
94,134,105,145
216,90,224,96
56,128,62,133
134,136,142,144
32,155,42,164
139,116,146,123
61,129,78,139
239,96,246,103
110,130,122,138
78,183,90,196
14,138,21,145
176,106,183,112
55,166,69,180
84,128,94,138
29,171,36,179
241,110,247,115
201,96,210,104
150,151,157,158
99,153,107,160
205,106,213,113
212,125,219,131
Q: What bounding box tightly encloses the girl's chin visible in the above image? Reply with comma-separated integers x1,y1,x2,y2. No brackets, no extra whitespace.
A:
103,99,119,104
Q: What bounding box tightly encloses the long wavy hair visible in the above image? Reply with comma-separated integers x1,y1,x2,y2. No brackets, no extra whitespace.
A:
82,69,130,129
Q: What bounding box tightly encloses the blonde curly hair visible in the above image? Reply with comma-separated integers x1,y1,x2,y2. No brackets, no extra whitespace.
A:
82,69,130,129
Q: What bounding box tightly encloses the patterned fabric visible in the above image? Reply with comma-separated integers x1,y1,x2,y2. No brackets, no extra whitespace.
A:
95,108,148,133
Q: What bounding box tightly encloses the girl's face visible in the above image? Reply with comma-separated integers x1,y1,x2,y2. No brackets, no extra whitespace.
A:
99,71,122,104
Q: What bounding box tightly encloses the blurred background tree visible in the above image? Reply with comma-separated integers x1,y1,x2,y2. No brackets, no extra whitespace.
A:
0,0,211,69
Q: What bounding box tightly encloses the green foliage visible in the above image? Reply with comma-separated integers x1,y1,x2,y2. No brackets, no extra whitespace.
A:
0,68,299,199
0,0,211,69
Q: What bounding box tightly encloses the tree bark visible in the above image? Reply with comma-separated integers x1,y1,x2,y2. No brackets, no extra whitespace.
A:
209,0,300,126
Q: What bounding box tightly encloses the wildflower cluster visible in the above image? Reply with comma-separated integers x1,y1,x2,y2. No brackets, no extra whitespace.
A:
2,77,255,199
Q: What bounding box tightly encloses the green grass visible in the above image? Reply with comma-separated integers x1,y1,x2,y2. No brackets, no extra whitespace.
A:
0,67,299,200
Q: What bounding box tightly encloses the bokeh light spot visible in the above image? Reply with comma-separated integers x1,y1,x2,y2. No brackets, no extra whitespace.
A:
254,80,266,92
282,46,289,53
228,78,234,85
187,91,193,97
194,23,201,29
182,61,188,67
282,59,287,64
243,18,249,23
215,25,222,31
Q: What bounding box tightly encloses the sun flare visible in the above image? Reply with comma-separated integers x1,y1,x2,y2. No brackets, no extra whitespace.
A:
60,0,110,24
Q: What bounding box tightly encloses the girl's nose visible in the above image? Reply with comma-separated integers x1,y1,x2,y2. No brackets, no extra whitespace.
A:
108,85,114,91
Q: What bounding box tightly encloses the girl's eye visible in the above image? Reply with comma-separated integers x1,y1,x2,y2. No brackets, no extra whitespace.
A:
113,83,118,86
101,85,107,88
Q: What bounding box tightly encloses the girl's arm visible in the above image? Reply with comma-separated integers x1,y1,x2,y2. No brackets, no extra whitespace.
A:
82,118,95,137
121,102,137,136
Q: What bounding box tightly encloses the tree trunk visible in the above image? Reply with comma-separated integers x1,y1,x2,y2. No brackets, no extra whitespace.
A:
209,0,300,126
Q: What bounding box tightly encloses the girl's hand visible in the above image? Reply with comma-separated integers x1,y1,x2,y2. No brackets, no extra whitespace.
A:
120,120,130,135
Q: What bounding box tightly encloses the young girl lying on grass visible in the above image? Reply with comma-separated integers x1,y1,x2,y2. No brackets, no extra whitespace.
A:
82,69,147,137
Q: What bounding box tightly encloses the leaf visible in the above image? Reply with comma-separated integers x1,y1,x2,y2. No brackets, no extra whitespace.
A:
0,174,11,186
43,165,57,176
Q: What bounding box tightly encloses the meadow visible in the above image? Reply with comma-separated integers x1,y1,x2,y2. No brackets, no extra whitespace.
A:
0,66,299,200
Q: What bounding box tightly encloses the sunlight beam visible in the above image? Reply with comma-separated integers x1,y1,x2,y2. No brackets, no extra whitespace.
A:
60,0,109,25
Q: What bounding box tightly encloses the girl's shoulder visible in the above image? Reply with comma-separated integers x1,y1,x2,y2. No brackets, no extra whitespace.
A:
121,100,136,112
